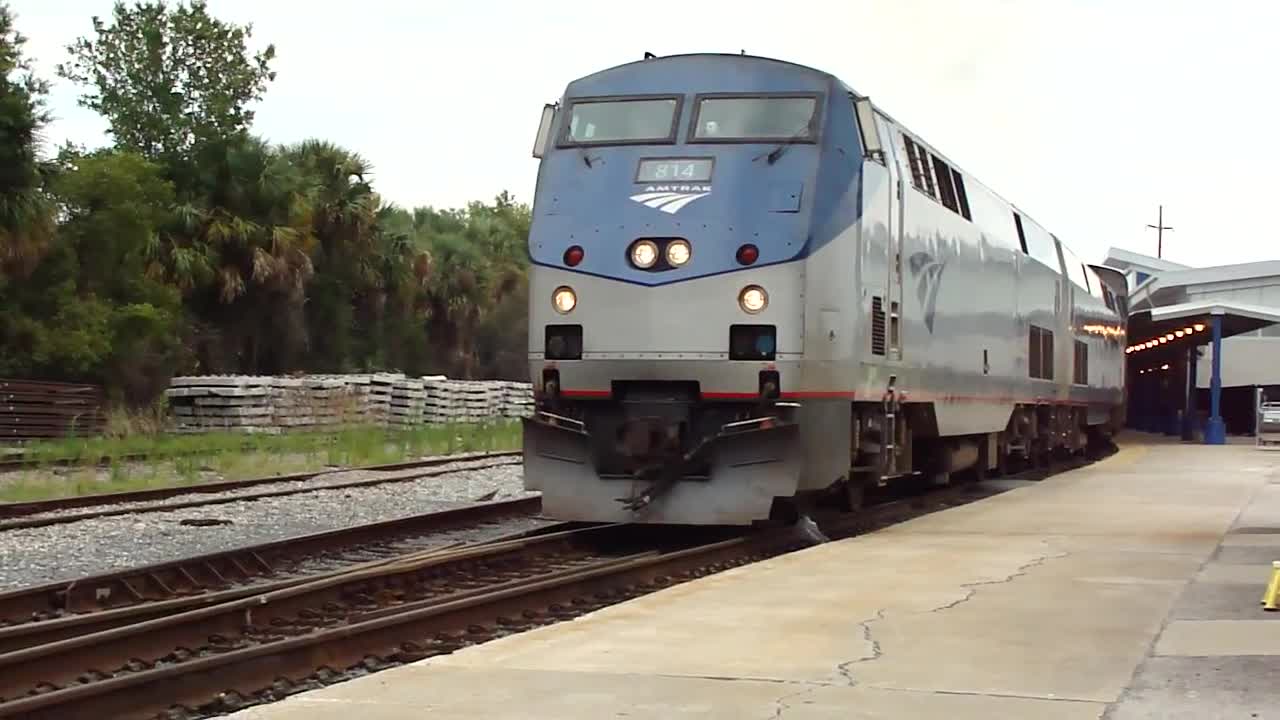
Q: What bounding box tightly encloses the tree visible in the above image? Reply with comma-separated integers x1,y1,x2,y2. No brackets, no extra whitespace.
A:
56,0,276,163
156,135,317,373
0,148,188,401
0,2,55,277
52,149,176,296
56,150,188,402
411,195,530,378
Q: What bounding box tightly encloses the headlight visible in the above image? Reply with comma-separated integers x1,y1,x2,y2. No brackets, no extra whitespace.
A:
666,239,691,267
738,285,767,314
552,286,577,314
630,240,658,269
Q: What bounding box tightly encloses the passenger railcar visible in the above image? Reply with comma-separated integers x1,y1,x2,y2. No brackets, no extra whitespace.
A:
522,53,1126,525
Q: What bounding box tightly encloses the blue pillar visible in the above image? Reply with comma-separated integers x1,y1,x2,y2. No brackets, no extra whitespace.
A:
1141,366,1152,427
1182,346,1197,441
1205,316,1227,444
1152,372,1163,432
1144,373,1159,433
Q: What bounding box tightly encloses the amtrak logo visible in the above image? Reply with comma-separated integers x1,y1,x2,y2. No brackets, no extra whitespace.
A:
908,250,947,334
629,184,711,214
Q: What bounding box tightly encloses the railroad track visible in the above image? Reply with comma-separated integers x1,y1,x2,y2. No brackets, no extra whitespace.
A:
0,521,761,720
0,441,502,474
0,450,520,530
0,496,554,652
0,472,1020,720
0,447,1109,719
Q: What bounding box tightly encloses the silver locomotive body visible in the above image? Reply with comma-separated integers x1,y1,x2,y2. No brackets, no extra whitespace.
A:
523,53,1125,525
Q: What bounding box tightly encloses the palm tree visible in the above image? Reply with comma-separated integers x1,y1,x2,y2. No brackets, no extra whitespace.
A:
0,4,55,278
147,135,317,371
411,195,531,378
278,140,387,370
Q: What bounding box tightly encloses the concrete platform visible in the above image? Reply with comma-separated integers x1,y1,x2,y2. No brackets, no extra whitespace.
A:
229,433,1280,719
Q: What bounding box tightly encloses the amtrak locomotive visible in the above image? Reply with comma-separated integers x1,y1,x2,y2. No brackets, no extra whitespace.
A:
522,52,1126,526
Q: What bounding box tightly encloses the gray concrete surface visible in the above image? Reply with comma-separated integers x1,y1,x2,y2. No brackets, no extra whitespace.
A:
1105,463,1280,720
227,433,1280,719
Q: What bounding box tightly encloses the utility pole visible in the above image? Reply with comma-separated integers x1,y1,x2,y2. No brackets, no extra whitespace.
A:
1147,204,1173,258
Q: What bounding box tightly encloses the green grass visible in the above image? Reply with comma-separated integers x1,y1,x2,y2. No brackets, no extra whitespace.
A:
11,421,521,466
0,421,523,503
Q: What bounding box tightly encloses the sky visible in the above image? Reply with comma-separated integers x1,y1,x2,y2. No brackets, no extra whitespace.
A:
9,0,1277,268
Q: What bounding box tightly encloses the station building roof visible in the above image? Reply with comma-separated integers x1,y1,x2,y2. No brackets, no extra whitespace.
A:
1128,261,1280,311
1104,248,1280,360
1103,247,1191,274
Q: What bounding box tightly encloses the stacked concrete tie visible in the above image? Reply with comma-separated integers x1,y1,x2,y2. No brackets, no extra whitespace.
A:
165,373,534,433
421,378,502,423
269,375,369,429
165,376,275,434
367,373,403,423
388,377,427,426
499,381,535,419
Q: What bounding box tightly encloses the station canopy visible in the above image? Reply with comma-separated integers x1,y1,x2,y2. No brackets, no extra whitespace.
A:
1121,260,1280,362
1125,301,1280,362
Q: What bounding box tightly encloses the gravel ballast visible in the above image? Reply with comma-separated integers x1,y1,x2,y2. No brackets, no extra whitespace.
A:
0,462,535,590
5,454,520,524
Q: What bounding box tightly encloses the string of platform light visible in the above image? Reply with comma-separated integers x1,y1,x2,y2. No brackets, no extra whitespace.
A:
1125,322,1207,354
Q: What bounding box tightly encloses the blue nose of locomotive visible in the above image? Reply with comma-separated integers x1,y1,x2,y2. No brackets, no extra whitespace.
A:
528,55,838,287
530,147,816,286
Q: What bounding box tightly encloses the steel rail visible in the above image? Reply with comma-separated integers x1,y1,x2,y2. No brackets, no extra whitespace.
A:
0,439,520,474
0,495,546,637
0,451,521,530
0,478,1016,720
0,450,518,517
0,448,1110,719
0,522,666,715
0,524,774,720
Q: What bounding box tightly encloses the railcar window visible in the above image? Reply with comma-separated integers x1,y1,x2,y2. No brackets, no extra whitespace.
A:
691,96,818,141
1084,266,1107,300
1059,243,1091,291
903,136,936,198
1029,325,1054,380
1013,213,1029,254
1020,219,1061,271
951,169,972,220
903,138,972,222
562,97,679,145
932,155,959,213
1073,341,1088,385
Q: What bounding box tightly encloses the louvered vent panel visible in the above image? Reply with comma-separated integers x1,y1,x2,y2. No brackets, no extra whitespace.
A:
1074,340,1088,385
871,296,886,356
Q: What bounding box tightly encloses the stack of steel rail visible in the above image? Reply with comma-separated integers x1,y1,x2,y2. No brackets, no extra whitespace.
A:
0,379,106,440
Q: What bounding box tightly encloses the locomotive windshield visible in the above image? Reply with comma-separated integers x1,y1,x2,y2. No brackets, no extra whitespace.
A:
563,97,679,145
691,95,819,142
